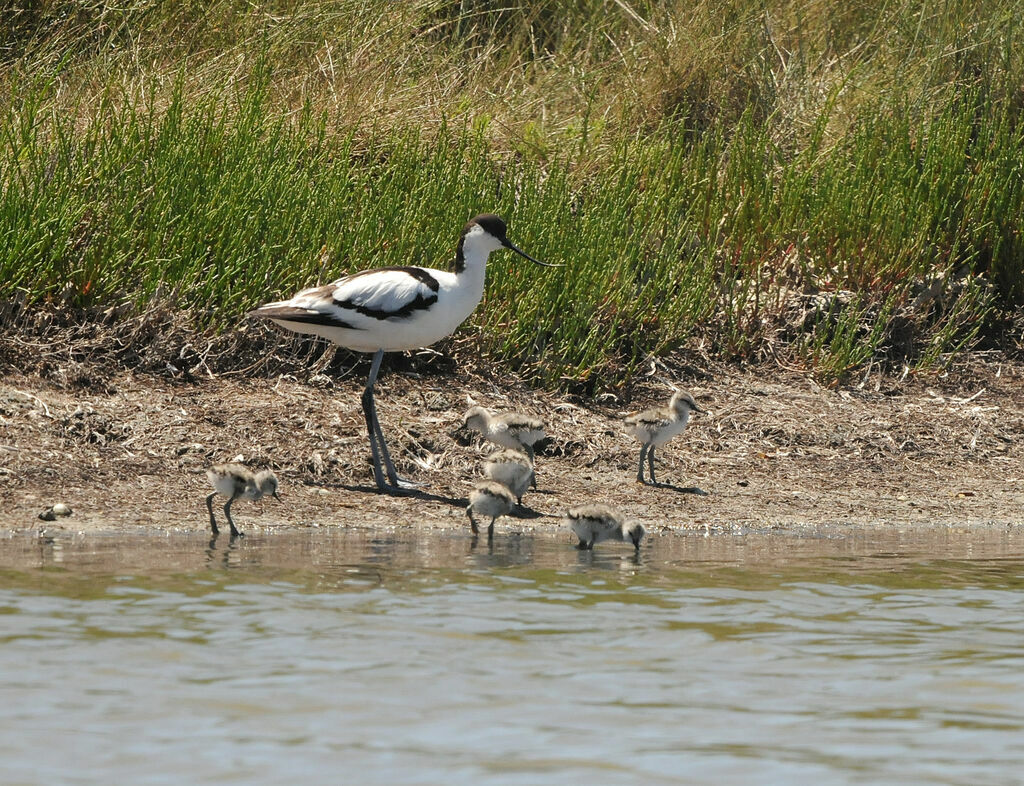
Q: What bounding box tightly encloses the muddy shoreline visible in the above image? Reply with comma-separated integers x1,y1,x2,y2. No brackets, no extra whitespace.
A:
2,346,1022,537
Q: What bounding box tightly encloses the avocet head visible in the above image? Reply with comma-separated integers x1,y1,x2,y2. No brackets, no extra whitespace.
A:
627,523,646,550
463,406,490,431
670,391,703,416
460,214,558,268
255,470,280,500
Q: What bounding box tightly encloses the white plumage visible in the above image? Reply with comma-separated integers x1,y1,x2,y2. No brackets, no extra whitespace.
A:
258,266,475,353
251,214,554,493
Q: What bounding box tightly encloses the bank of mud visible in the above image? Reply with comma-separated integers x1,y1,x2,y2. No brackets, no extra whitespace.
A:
2,340,1022,536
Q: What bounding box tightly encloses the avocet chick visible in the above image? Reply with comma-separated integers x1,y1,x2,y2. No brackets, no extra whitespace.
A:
465,406,545,489
466,480,515,541
205,463,280,537
464,406,545,460
483,448,533,505
566,504,645,550
624,390,704,485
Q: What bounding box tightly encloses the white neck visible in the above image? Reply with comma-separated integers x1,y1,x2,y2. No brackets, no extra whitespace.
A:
458,225,503,274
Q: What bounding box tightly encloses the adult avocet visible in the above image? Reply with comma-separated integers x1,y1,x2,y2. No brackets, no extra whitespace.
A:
250,214,555,493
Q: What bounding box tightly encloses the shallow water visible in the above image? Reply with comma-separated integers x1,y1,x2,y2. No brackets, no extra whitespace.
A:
1,526,1023,785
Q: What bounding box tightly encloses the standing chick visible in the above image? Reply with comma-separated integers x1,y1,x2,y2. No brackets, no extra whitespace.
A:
205,463,280,537
565,504,645,551
624,391,704,485
466,480,515,541
483,448,533,505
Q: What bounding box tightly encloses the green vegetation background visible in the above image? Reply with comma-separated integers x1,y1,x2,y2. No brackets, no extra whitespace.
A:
2,0,1022,390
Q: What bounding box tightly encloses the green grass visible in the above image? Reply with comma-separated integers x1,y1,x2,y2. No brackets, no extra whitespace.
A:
2,0,1023,391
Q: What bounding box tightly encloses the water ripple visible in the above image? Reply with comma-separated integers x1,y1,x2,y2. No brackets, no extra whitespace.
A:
0,527,1023,785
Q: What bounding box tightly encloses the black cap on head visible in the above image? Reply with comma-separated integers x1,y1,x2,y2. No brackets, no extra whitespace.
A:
468,213,508,242
459,212,559,268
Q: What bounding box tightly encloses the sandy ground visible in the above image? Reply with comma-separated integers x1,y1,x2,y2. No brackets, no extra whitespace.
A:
2,350,1022,538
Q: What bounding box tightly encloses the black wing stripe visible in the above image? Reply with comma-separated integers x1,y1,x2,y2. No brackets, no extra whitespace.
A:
251,307,358,331
335,292,439,321
343,266,441,292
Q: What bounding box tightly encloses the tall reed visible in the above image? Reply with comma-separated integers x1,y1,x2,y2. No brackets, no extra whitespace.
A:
2,0,1021,388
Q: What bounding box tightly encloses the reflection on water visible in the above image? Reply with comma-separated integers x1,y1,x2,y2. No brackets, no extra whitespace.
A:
1,526,1023,785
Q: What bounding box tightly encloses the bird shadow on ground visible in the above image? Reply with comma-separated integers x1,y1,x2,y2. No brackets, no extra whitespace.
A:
643,483,710,495
340,483,468,508
338,483,549,521
526,489,563,504
511,505,543,519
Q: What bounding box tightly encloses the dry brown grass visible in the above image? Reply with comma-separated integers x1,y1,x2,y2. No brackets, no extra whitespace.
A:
2,305,1022,536
10,0,1019,157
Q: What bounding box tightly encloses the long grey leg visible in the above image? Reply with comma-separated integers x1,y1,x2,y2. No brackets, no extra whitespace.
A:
647,446,657,485
206,493,219,535
636,445,648,483
361,349,389,490
467,508,479,535
361,349,423,492
223,494,243,538
488,517,496,542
